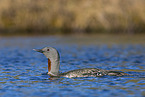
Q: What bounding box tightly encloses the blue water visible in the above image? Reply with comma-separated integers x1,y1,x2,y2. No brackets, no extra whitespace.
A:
0,36,145,97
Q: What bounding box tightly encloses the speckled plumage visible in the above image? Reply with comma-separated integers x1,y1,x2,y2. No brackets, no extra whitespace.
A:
34,47,129,78
59,68,128,78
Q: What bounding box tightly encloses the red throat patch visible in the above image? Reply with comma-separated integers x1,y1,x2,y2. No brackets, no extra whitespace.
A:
48,58,51,72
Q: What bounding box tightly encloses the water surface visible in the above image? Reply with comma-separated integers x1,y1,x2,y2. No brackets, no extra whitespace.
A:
0,36,145,97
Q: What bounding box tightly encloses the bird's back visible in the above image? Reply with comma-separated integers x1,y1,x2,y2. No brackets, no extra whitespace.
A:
59,68,128,78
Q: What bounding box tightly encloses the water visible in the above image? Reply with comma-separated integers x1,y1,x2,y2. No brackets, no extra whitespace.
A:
0,36,145,97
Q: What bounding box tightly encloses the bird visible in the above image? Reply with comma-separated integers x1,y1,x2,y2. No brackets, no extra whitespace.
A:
33,47,129,78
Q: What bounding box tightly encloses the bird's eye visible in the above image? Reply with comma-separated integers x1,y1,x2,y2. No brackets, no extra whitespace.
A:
47,49,49,51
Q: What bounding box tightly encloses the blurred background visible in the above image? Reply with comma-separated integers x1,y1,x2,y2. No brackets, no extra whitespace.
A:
0,0,145,36
0,1,145,97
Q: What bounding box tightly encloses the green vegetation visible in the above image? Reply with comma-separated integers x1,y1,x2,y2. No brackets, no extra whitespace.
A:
0,0,145,35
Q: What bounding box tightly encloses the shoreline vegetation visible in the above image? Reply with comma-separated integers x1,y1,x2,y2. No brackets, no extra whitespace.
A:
0,34,145,45
0,0,145,35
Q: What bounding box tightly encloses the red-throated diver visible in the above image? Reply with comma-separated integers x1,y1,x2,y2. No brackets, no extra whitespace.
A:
33,47,128,78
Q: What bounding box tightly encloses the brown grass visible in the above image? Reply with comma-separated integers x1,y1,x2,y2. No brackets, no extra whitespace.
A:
0,0,145,35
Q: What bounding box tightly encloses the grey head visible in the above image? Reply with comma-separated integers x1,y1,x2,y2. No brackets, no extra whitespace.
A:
33,47,59,59
33,47,60,76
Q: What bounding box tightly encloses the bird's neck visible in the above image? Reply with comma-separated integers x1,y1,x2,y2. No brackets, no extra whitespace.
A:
48,58,51,72
47,57,60,76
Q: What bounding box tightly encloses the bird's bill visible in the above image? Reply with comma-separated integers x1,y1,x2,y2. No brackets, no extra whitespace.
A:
33,49,43,53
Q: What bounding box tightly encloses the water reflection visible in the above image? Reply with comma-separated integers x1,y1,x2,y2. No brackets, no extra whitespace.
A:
0,37,145,97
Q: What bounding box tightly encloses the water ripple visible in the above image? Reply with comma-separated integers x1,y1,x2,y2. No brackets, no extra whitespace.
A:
0,37,145,97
